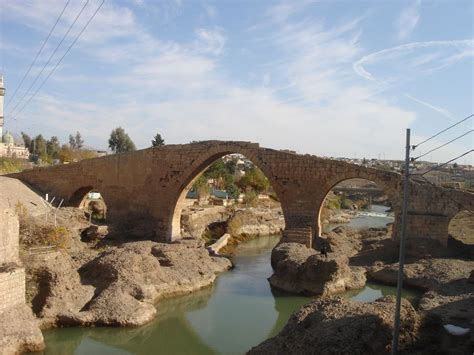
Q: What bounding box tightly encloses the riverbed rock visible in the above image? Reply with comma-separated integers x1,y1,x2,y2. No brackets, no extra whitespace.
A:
28,239,232,328
0,303,45,354
269,243,366,295
227,207,285,237
248,296,419,354
368,258,474,291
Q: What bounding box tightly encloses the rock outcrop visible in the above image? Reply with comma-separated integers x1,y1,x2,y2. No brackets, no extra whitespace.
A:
227,207,285,237
269,243,366,295
28,238,231,328
248,296,419,354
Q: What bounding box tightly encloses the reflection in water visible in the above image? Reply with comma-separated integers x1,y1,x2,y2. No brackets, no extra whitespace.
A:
38,235,420,355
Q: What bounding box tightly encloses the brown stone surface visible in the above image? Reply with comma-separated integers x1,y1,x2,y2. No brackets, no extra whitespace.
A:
0,208,20,264
0,303,44,355
28,239,231,328
269,242,366,295
9,141,474,256
248,296,419,355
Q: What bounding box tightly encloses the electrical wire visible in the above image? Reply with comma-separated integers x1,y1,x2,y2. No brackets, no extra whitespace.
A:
411,150,473,176
7,0,90,118
9,0,105,122
412,130,473,161
412,114,473,149
5,0,71,110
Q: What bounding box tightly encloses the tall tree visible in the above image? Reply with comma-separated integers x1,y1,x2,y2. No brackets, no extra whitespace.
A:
151,133,165,147
21,132,32,153
69,134,76,149
108,127,136,153
75,131,84,150
46,136,61,159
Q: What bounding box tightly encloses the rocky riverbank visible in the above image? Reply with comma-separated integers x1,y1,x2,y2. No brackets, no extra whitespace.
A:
260,225,474,353
249,296,419,354
25,238,231,328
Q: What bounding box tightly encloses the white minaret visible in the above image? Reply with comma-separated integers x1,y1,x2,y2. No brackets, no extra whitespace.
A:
0,76,4,142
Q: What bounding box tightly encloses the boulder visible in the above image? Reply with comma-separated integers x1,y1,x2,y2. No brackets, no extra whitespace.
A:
80,225,108,242
269,243,366,295
248,296,419,355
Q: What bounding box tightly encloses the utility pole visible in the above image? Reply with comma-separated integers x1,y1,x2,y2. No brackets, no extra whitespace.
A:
392,128,410,354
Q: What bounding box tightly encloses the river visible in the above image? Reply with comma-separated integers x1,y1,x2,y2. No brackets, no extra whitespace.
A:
38,227,419,354
325,204,395,232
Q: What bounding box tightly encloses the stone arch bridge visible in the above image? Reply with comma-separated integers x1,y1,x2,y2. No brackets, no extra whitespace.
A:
10,141,473,254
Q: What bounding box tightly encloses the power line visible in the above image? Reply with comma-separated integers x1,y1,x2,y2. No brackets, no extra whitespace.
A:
412,149,473,177
7,0,90,119
412,130,473,161
5,0,71,110
412,114,473,149
9,0,105,122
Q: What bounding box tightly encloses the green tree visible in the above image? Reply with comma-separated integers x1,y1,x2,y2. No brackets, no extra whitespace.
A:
193,175,210,201
237,167,269,193
151,133,165,147
69,134,76,149
75,131,84,150
32,135,47,161
46,136,60,159
108,127,136,153
21,132,32,152
224,160,236,175
225,182,240,199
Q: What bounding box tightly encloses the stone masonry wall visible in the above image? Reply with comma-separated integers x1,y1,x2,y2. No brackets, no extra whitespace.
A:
0,208,25,314
10,141,474,253
0,208,20,264
0,268,25,313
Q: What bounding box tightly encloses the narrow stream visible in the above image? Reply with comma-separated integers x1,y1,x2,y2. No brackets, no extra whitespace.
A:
38,232,419,355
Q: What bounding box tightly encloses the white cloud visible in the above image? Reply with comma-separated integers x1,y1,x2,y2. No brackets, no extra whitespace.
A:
6,0,469,164
194,28,226,56
395,0,421,40
404,94,454,121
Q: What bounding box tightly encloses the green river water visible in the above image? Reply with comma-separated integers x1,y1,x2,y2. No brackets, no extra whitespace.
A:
37,231,420,355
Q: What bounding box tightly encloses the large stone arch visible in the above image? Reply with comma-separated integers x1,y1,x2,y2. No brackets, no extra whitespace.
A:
166,146,287,241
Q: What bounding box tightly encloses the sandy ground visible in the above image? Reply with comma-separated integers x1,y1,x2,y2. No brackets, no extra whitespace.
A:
0,177,48,217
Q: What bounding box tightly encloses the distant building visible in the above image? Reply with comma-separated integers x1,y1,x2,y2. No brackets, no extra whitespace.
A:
0,132,30,159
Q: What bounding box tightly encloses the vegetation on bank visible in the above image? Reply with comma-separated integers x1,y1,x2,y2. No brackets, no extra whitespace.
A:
0,157,29,174
20,130,98,165
192,158,273,204
15,202,71,250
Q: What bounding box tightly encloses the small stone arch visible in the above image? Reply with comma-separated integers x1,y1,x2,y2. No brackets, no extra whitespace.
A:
316,176,399,238
168,149,286,241
69,186,95,208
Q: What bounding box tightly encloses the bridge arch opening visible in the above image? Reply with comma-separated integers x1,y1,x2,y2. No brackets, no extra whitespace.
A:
170,153,284,243
448,210,473,254
317,178,394,237
69,186,108,222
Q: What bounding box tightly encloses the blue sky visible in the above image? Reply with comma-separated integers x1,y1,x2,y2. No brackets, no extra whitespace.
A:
1,0,473,163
